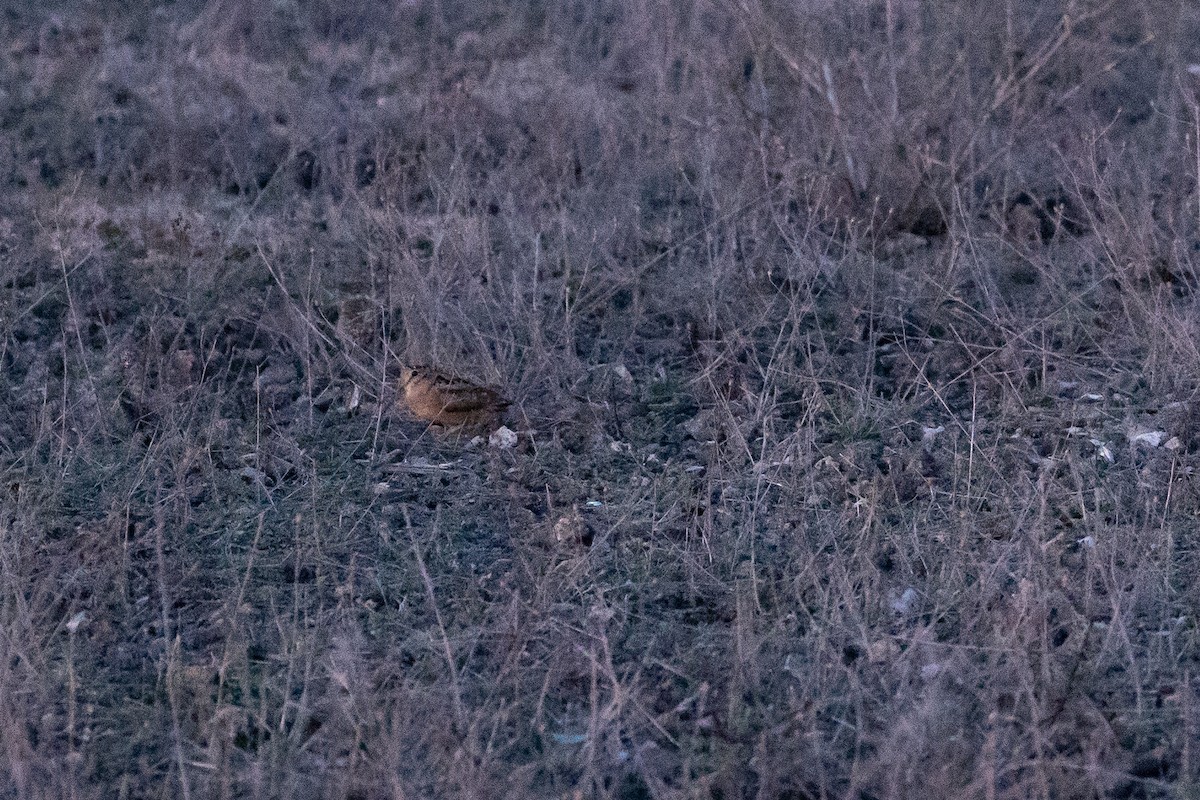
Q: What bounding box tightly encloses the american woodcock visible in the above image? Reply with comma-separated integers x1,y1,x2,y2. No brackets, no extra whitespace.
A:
398,365,510,428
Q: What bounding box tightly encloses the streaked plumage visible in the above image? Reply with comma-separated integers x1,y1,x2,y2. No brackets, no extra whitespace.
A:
398,366,510,428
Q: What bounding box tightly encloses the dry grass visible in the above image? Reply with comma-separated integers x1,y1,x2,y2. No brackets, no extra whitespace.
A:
2,1,1200,798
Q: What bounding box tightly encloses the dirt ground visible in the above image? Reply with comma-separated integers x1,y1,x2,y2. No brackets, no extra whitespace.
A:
2,2,1200,798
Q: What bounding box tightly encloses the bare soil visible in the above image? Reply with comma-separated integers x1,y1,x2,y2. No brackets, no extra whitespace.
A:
2,2,1200,798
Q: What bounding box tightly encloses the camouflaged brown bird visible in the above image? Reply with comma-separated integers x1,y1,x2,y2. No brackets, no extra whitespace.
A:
398,365,510,428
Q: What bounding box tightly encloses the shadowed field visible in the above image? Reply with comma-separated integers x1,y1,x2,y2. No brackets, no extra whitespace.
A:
2,2,1200,797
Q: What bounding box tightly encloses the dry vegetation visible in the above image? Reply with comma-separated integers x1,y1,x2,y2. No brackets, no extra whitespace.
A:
3,0,1200,797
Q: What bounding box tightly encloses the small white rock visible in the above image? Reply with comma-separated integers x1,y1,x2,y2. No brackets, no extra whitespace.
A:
489,426,518,449
890,587,919,614
1090,439,1114,463
921,425,945,451
1130,430,1167,448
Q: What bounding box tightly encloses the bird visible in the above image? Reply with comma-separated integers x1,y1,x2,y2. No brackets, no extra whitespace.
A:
398,365,510,429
